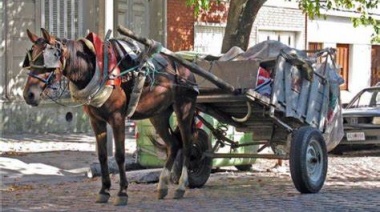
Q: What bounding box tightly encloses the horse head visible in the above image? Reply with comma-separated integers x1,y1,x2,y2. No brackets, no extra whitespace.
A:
22,28,66,106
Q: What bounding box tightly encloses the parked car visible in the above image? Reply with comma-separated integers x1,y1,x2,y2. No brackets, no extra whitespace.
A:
334,84,380,152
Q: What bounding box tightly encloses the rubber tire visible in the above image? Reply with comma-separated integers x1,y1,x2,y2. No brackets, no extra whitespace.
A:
188,128,212,188
290,126,328,193
235,164,252,171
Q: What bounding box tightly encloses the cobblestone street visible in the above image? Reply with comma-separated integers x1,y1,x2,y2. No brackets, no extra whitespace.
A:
1,134,380,211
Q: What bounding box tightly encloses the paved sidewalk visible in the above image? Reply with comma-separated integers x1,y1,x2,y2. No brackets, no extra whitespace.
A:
1,133,380,211
0,133,137,186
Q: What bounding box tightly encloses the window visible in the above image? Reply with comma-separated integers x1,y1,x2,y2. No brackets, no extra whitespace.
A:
336,44,350,90
41,0,83,39
308,42,323,56
258,30,296,48
194,24,225,54
308,42,323,62
308,42,323,51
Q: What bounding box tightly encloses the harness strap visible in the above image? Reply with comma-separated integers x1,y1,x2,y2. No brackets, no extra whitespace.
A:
126,73,146,118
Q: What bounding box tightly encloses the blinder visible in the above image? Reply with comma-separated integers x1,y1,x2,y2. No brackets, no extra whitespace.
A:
22,43,63,69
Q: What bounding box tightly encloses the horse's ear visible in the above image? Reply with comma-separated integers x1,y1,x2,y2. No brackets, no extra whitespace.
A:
41,28,55,44
26,29,39,43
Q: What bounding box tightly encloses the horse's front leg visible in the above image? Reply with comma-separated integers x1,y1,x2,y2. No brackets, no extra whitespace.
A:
109,113,128,206
90,118,111,204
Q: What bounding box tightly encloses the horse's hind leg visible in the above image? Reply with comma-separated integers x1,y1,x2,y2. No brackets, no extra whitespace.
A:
149,110,181,199
173,98,196,199
109,113,128,206
89,118,111,204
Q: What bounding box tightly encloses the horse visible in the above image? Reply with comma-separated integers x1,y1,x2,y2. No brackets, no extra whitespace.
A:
22,28,200,205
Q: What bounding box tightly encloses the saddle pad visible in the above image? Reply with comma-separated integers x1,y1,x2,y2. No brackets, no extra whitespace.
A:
110,39,140,67
151,54,168,71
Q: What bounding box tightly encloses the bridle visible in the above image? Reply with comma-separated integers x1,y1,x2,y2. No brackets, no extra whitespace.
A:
22,40,70,105
22,40,66,88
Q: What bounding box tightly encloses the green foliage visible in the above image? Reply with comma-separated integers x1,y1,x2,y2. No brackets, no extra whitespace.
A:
185,0,221,15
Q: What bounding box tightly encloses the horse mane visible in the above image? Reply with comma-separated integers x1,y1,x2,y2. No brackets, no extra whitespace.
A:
64,40,96,90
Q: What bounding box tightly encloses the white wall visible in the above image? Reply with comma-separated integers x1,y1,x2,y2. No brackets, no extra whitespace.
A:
308,16,374,44
308,15,374,103
348,44,372,95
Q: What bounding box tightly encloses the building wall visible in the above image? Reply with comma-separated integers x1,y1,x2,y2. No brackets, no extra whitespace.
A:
308,15,374,103
166,0,195,51
0,0,98,134
115,0,166,45
252,2,305,49
166,1,305,52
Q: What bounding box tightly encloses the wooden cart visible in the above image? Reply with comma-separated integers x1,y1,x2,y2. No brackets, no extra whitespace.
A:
117,26,344,194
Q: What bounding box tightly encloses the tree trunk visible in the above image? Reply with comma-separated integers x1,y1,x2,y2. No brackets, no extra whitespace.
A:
221,0,266,53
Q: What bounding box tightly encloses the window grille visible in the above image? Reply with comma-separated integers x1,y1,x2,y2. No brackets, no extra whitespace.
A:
42,0,83,39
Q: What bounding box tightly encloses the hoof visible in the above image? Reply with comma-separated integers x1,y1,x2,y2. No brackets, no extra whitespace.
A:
95,193,110,203
114,195,128,206
157,189,168,199
173,189,185,199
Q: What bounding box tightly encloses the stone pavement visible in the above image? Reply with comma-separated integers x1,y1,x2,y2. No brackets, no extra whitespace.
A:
1,133,380,211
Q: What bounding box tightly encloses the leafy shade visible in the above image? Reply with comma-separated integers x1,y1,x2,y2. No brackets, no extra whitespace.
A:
186,0,221,15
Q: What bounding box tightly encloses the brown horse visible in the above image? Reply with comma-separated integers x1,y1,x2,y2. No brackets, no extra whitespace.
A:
22,28,202,205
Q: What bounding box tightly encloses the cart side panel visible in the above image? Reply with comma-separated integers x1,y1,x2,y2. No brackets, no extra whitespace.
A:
285,66,302,118
195,60,261,90
305,77,325,128
297,78,311,119
271,57,287,112
272,52,329,130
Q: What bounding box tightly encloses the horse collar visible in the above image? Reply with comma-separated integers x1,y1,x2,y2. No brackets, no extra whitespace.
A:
80,33,121,87
69,64,113,107
68,32,123,107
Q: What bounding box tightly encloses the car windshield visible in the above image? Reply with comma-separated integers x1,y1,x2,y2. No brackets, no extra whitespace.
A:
349,89,380,108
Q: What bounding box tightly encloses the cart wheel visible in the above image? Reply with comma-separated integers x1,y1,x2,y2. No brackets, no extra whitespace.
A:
290,126,327,193
188,128,212,188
